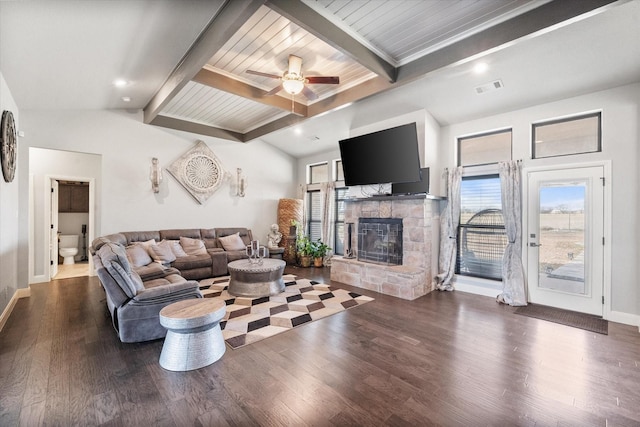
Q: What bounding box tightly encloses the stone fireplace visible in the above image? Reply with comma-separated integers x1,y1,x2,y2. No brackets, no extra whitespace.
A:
331,195,443,300
357,218,403,265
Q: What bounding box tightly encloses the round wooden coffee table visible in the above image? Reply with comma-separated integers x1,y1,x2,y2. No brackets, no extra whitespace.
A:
227,258,286,298
159,298,226,371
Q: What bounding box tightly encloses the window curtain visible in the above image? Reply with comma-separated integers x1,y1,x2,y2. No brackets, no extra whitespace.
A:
497,161,527,306
436,166,463,291
320,182,336,265
320,182,336,246
298,184,308,229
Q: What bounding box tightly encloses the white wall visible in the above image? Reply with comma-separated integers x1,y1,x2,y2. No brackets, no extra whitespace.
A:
440,83,640,318
18,109,298,283
0,71,21,315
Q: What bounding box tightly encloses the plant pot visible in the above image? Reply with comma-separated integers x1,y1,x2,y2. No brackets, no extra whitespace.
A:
300,255,312,268
313,257,323,268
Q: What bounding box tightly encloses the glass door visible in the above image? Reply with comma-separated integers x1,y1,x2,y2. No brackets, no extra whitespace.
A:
527,166,604,316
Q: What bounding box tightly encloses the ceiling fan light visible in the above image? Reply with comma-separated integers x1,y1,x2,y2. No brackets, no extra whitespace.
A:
282,78,304,95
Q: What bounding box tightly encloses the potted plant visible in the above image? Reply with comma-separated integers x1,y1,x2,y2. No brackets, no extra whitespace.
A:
310,239,331,268
296,235,313,267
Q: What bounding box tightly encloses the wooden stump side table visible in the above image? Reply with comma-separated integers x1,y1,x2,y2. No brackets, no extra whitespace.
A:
159,298,226,371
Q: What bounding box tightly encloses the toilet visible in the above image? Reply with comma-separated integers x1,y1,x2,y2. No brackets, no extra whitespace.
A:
59,235,79,265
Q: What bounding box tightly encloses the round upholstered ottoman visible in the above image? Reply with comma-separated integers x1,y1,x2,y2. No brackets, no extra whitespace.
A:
227,258,286,298
159,298,226,371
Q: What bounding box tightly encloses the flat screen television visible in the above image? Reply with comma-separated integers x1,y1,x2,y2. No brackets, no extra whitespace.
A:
392,167,430,195
339,122,422,187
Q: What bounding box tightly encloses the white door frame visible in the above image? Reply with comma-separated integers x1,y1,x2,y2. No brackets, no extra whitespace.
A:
522,160,611,319
30,175,96,283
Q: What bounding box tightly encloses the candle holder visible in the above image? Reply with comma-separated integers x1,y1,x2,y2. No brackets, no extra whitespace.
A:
245,240,267,265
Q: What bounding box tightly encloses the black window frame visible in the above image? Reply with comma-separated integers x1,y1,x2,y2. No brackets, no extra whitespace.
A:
455,174,507,281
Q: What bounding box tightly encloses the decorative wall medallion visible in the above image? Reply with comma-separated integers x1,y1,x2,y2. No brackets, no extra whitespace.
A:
167,140,226,204
1,110,17,183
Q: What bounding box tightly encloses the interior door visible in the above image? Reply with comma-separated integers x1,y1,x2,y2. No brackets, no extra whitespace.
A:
527,166,604,316
50,180,59,279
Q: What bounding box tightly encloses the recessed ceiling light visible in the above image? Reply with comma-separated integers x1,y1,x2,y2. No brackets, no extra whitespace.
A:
473,62,489,74
113,79,128,87
121,96,131,102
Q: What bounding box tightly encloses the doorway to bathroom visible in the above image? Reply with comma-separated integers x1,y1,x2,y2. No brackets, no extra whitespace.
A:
51,178,92,280
28,147,101,285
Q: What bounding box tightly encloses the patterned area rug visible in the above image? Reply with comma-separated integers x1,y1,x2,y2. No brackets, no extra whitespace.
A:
198,275,374,349
514,303,608,335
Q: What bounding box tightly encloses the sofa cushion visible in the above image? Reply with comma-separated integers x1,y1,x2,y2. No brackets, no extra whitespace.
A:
108,262,145,296
160,229,201,241
148,240,177,264
122,231,161,245
133,262,170,281
171,254,212,270
98,242,132,274
180,236,207,256
218,232,246,251
126,244,153,268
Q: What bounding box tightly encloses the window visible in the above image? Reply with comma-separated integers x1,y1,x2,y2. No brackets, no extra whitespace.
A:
308,162,328,184
456,175,507,280
334,159,345,182
333,187,348,255
532,112,601,159
458,129,512,166
306,190,322,242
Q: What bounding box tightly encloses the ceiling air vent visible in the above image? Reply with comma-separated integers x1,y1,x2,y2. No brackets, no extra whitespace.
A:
475,79,504,94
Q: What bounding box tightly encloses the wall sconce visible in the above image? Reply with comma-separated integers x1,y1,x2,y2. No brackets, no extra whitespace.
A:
236,168,246,197
150,157,163,193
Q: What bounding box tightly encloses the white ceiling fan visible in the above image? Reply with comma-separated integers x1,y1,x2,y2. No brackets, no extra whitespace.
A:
246,54,339,101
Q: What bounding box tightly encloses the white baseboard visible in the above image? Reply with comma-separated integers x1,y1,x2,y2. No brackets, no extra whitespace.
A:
453,276,502,298
454,283,501,298
608,310,640,331
0,287,31,332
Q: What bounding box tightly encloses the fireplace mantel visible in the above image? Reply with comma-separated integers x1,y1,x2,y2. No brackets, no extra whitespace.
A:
342,194,445,203
331,196,443,300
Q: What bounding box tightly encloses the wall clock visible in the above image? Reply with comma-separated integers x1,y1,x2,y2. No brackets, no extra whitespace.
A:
167,140,227,204
1,110,17,183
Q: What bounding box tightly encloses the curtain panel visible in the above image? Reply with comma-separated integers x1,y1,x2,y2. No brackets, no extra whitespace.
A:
436,166,463,291
497,161,527,306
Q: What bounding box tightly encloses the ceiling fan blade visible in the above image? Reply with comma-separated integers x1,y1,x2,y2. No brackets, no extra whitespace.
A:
306,76,340,85
288,54,303,76
246,70,282,80
302,86,318,101
264,84,283,96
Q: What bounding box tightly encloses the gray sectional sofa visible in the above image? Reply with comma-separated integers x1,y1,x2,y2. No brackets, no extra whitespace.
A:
91,227,256,343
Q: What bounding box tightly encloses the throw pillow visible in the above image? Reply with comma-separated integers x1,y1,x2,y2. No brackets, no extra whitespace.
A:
149,240,177,264
126,244,153,267
136,239,156,255
179,236,207,256
168,240,188,258
218,232,246,251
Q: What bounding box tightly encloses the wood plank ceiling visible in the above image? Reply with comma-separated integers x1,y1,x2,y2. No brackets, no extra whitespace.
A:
143,0,618,143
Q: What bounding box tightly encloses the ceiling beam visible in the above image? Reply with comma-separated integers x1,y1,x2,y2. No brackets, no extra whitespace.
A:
397,0,621,84
265,0,396,82
193,68,308,116
143,0,264,124
150,115,244,142
243,114,308,142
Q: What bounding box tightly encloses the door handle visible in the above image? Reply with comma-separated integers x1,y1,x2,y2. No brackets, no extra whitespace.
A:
529,242,542,247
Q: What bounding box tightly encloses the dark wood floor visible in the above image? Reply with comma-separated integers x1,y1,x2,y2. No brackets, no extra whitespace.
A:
1,266,639,426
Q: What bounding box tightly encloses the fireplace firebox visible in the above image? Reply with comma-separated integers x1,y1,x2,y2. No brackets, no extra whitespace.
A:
357,218,403,265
